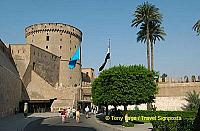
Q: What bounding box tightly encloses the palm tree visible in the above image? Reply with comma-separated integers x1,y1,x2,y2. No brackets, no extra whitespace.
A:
137,22,166,70
193,20,200,35
182,90,200,112
131,2,163,70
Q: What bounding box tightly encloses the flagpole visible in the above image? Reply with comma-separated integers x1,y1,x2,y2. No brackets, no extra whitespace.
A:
80,44,82,101
109,38,111,68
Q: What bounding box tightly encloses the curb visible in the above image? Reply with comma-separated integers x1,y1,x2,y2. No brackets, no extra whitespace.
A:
94,116,124,131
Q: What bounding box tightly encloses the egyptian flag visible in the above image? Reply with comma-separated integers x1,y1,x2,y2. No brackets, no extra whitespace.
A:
99,46,110,72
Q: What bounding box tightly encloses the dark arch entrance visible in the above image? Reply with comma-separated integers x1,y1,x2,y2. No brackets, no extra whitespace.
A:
19,98,56,113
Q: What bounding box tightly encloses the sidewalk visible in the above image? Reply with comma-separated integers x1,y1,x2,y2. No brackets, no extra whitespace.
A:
0,113,60,131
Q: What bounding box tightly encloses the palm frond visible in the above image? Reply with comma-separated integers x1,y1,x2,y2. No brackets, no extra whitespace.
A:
182,90,200,111
131,2,162,28
193,20,200,35
136,22,166,44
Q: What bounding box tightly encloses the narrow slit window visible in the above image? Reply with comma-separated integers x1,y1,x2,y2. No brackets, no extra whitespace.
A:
46,36,50,41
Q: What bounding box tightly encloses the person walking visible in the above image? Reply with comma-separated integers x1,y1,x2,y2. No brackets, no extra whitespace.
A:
61,109,66,124
67,107,71,118
85,106,89,119
72,107,76,119
24,102,28,118
76,108,80,123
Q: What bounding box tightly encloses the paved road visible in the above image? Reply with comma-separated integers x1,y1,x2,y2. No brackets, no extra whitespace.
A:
24,115,117,131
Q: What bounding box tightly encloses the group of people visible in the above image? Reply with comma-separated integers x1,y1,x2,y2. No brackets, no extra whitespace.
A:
61,107,80,123
60,106,91,123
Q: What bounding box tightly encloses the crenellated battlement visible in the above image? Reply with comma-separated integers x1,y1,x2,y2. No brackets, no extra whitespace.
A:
158,76,200,83
25,23,82,41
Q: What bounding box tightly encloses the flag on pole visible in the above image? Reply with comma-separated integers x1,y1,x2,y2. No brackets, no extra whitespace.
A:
99,46,110,71
68,46,80,69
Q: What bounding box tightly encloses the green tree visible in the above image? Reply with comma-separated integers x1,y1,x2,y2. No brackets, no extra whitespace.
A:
131,2,163,71
182,90,200,112
137,22,166,71
92,65,158,114
193,20,200,35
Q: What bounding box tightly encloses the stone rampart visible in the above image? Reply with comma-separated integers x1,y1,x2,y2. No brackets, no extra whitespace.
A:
0,40,22,118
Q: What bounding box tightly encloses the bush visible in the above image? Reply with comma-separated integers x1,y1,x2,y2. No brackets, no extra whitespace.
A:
192,105,200,131
126,110,196,120
126,110,196,131
122,122,134,127
151,119,193,131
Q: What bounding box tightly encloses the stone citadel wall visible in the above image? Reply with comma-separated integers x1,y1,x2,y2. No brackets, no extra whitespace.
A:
10,43,80,111
135,82,200,111
155,82,200,110
0,40,22,118
10,44,60,88
25,23,82,87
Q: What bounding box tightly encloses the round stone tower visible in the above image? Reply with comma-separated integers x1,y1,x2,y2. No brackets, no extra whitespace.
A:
25,23,82,87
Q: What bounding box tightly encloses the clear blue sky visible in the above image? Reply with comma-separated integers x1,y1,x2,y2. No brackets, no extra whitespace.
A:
0,0,200,77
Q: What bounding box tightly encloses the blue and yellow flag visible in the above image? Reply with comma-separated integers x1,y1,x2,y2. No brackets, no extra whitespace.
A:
68,46,80,69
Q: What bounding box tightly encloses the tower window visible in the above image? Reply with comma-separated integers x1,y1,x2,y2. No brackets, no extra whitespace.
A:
46,36,50,41
75,45,76,48
60,38,62,41
60,46,62,49
33,62,35,70
46,46,48,49
70,40,71,43
70,47,71,51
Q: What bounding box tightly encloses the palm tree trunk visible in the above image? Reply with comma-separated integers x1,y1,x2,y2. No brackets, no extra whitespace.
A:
146,22,152,110
146,23,151,70
151,42,154,71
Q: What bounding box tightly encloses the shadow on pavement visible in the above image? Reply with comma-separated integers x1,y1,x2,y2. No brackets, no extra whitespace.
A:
24,116,96,131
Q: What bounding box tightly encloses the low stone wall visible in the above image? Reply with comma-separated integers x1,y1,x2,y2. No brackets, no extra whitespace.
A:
109,96,186,111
